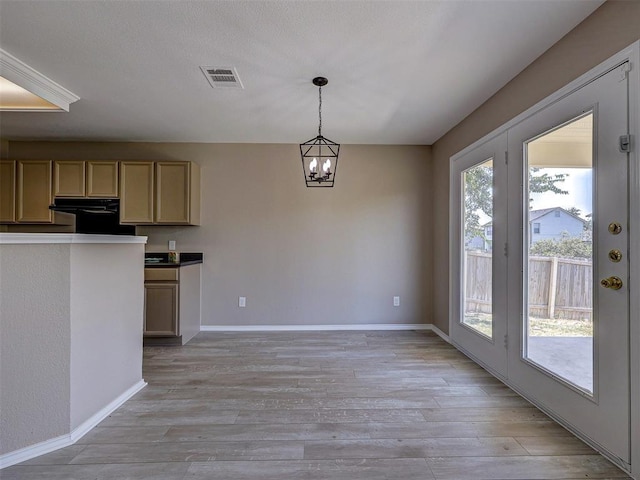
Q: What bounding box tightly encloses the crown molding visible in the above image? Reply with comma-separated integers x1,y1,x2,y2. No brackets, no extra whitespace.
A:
0,48,80,111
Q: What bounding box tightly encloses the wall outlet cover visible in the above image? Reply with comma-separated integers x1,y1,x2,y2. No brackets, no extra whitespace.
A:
393,296,400,307
168,240,176,250
239,296,246,307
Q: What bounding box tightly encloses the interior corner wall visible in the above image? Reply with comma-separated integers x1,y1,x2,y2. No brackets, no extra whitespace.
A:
430,0,640,335
69,243,144,430
7,141,432,328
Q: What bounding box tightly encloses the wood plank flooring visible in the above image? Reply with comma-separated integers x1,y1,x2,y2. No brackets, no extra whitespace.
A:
2,330,631,479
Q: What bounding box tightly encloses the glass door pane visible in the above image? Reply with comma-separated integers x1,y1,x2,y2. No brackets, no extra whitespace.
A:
524,113,593,393
451,131,507,378
462,159,493,338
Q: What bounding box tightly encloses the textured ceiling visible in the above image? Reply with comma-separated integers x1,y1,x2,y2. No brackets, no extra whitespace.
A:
0,0,603,145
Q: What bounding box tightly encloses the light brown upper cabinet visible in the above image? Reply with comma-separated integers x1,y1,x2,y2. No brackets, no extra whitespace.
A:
54,160,119,198
87,161,118,197
155,162,200,225
120,161,155,224
0,161,16,223
3,159,198,226
17,160,53,223
120,161,200,226
54,160,86,197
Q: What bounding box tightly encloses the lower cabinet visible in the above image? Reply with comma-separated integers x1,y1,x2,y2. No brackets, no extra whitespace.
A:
144,282,179,336
144,265,201,345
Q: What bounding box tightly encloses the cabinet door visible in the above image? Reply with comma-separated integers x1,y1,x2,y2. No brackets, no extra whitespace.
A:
155,162,190,224
0,161,16,223
87,161,118,197
120,161,154,224
144,283,179,336
17,160,53,223
54,160,85,197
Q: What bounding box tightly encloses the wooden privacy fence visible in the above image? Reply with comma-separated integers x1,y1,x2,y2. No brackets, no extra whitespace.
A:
464,251,592,321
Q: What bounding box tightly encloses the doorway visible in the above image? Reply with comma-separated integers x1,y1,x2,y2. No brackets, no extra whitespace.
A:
450,58,633,470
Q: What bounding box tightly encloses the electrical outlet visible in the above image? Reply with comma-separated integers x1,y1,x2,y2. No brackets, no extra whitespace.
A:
393,296,400,307
239,296,246,308
168,240,176,250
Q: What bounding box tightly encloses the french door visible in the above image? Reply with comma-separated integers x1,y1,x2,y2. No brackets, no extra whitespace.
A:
450,132,508,378
451,62,630,466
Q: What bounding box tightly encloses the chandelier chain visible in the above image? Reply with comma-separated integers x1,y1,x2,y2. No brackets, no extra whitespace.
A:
318,86,322,137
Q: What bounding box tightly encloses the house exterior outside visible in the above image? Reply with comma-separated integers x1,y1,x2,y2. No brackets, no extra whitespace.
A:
467,207,587,251
466,223,493,251
529,207,586,245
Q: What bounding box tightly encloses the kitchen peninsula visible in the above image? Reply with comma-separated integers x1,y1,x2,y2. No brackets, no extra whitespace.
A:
0,233,147,468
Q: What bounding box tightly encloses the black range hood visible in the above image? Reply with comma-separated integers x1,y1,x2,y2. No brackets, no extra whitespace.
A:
49,198,135,235
50,197,119,214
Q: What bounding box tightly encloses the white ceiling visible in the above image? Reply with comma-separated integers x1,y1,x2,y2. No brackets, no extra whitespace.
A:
0,0,604,145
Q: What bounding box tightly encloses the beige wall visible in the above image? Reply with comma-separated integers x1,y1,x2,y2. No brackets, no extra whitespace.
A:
0,239,145,457
70,243,144,430
10,2,631,335
430,0,640,333
0,245,71,454
7,142,432,327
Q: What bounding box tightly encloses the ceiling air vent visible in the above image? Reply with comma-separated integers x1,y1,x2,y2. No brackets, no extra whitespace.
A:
200,66,244,89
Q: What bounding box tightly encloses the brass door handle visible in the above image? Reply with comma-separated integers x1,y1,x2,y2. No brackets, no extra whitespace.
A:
601,276,623,290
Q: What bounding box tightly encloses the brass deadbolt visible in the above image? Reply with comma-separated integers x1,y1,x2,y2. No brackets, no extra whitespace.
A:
608,222,623,235
608,249,623,262
601,276,623,290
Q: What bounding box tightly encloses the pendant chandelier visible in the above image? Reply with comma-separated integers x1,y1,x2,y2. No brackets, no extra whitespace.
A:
300,76,339,187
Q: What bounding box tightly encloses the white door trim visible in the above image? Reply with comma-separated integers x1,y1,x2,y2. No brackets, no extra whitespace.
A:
449,40,640,478
625,40,640,480
449,132,509,379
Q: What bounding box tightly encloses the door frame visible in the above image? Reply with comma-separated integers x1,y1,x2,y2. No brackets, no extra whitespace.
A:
449,132,508,380
449,41,640,477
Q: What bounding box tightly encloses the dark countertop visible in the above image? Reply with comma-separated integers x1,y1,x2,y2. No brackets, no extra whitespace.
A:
144,252,203,268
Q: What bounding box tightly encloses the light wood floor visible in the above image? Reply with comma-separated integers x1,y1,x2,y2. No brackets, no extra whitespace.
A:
3,330,631,479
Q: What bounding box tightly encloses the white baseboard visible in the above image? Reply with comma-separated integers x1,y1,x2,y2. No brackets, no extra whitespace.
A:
0,434,71,471
69,380,147,443
0,379,146,470
428,324,451,343
200,323,434,332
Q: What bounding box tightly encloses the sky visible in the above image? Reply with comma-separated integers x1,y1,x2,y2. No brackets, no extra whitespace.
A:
471,167,592,227
529,167,592,218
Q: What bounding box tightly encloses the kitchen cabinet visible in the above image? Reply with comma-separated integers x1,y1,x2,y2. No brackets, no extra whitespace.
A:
144,268,179,336
17,160,53,223
54,160,86,197
0,161,16,223
120,161,154,224
87,161,118,197
121,161,200,225
54,160,119,198
4,159,199,226
144,258,202,345
155,161,200,225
